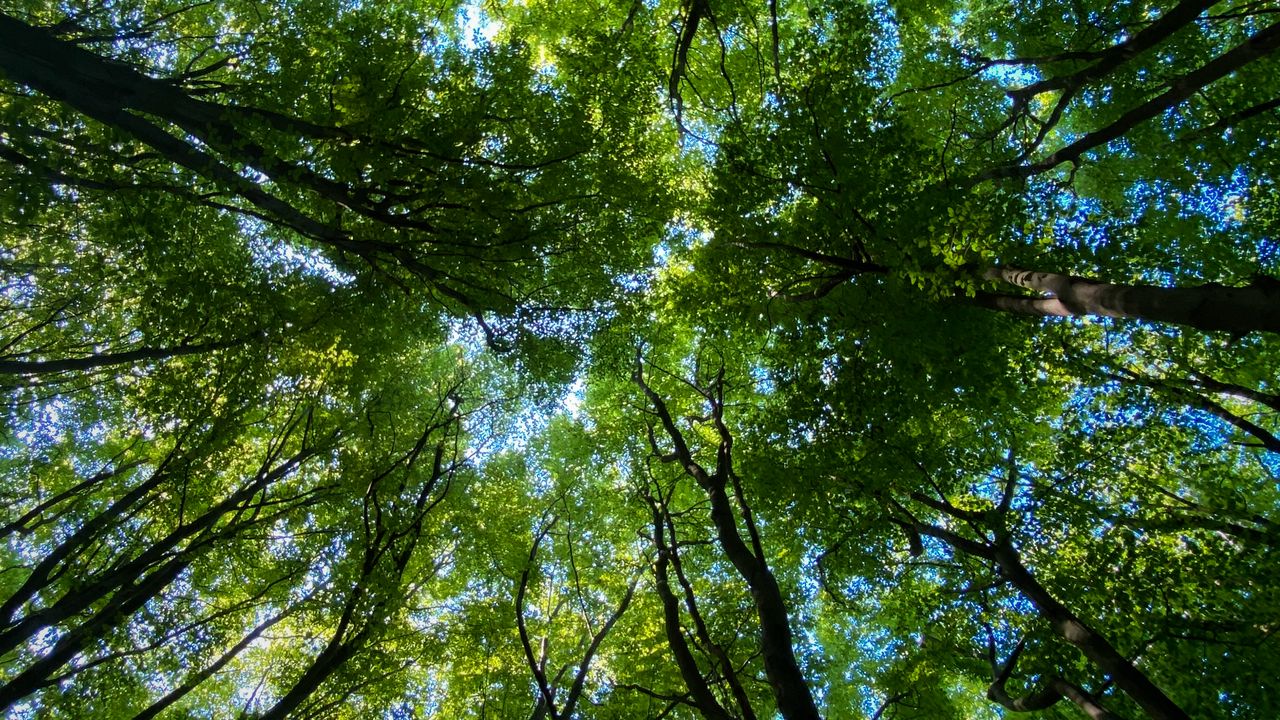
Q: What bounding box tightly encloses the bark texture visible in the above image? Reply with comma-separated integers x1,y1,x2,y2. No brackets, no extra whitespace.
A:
990,544,1188,720
979,267,1280,335
636,359,822,720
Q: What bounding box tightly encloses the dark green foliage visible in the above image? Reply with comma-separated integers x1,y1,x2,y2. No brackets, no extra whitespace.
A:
1,0,1278,717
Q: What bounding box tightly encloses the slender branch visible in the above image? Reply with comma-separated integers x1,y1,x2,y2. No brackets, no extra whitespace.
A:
0,336,251,375
517,517,561,720
977,19,1280,183
1010,0,1220,101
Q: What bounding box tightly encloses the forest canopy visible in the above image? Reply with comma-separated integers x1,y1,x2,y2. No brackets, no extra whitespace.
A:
1,0,1279,717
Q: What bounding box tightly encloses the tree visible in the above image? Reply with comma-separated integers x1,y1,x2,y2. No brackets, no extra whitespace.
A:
2,0,1279,718
681,0,1280,333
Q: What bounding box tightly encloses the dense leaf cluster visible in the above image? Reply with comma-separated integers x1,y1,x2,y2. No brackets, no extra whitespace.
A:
1,0,1278,717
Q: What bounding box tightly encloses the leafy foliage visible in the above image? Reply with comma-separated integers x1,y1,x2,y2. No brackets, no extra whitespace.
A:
1,0,1279,718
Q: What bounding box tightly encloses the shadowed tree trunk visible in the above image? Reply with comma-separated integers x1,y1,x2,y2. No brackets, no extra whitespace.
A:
897,490,1191,720
642,485,737,720
986,638,1122,720
976,267,1280,336
636,357,822,720
0,336,252,376
766,253,1280,336
0,440,320,659
0,13,352,248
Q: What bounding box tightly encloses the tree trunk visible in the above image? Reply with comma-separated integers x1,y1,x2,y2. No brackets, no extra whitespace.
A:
908,516,1189,720
635,362,822,720
0,337,247,376
645,495,735,720
0,443,314,657
257,631,361,720
0,463,171,635
988,674,1121,719
0,13,353,247
990,544,1190,720
559,578,639,720
703,483,821,720
667,521,758,720
978,267,1280,335
0,554,194,710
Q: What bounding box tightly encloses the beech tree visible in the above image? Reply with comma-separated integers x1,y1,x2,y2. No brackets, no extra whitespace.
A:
2,0,1279,718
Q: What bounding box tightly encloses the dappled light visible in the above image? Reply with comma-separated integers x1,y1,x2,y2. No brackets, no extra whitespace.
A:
1,0,1279,717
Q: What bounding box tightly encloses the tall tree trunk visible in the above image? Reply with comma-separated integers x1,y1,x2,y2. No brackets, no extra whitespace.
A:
644,491,736,720
908,512,1191,720
0,13,354,247
0,462,172,633
703,482,820,720
666,513,759,720
731,239,1280,335
0,442,315,656
0,12,504,320
977,267,1280,335
989,544,1190,720
0,554,194,710
635,361,823,720
256,607,363,720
